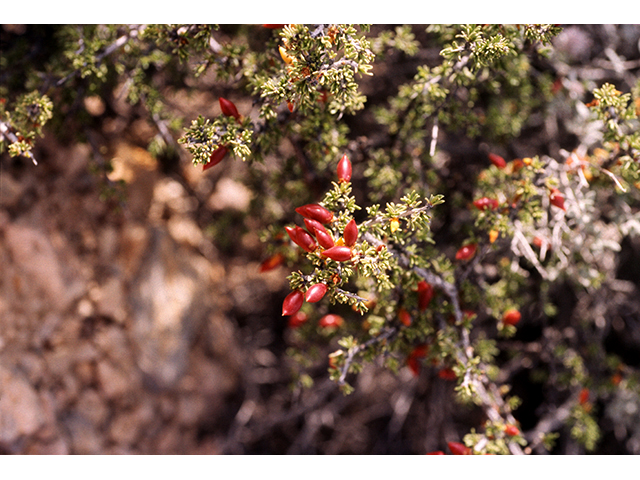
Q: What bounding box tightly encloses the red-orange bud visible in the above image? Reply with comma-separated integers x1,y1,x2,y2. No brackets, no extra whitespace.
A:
504,424,520,436
488,152,507,169
295,204,333,224
455,243,477,261
319,314,343,329
219,97,241,120
337,154,352,183
203,146,228,170
259,252,285,272
448,442,472,455
285,226,317,252
549,188,566,211
282,290,304,316
343,219,358,247
502,309,521,326
472,197,499,211
321,245,352,262
417,281,434,311
398,307,412,327
305,283,328,303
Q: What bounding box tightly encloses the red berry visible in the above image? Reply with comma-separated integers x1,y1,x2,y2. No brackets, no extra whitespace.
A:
314,228,335,249
288,311,308,328
578,388,590,405
488,152,507,169
203,146,228,170
425,451,445,455
472,197,499,211
259,252,285,272
343,219,358,247
282,290,304,316
319,314,343,329
417,281,434,311
287,100,294,112
219,97,241,120
398,307,412,327
549,188,566,211
502,309,521,326
337,154,352,183
448,441,472,455
504,424,520,436
295,204,334,224
285,226,317,252
407,345,428,376
438,367,457,381
455,243,477,261
305,283,328,303
321,245,353,262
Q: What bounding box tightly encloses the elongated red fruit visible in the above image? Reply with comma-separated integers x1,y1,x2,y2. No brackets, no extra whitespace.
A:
288,311,308,328
417,281,434,311
438,368,457,381
343,219,358,247
295,204,333,224
455,243,477,261
504,424,520,436
282,290,304,316
488,152,506,169
319,314,343,328
407,345,428,376
398,307,412,327
472,197,499,211
425,451,445,455
448,441,472,455
321,245,352,262
549,188,566,211
337,154,352,183
219,97,241,120
502,309,521,326
263,24,286,29
259,252,284,272
203,146,228,170
305,283,328,303
285,226,317,252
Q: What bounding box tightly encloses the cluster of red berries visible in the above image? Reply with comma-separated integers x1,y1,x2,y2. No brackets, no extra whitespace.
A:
280,155,356,327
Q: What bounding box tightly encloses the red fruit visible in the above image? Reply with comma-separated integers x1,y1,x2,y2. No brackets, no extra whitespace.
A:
319,314,343,329
455,243,477,261
407,345,428,376
288,311,308,328
426,451,445,455
203,146,228,170
549,188,566,211
438,368,457,381
321,245,353,262
417,281,434,311
488,152,507,169
295,204,334,224
472,197,499,211
502,309,521,326
343,219,358,247
447,442,472,455
282,290,304,316
398,307,412,327
219,97,241,120
337,154,352,183
287,100,294,112
314,228,335,249
285,226,317,253
504,424,520,436
259,252,285,272
305,283,328,303
262,24,286,29
578,388,590,405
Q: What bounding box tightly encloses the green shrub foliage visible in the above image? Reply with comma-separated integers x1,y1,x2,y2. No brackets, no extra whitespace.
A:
2,24,639,455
